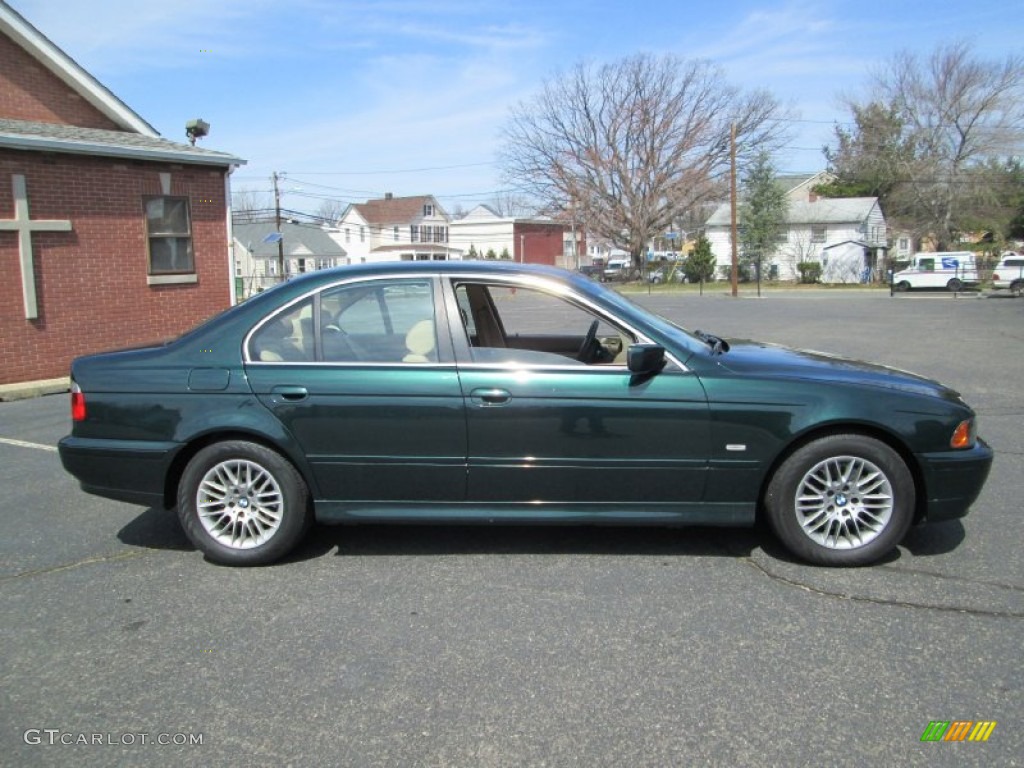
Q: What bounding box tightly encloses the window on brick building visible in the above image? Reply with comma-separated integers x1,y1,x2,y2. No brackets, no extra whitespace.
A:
145,197,194,274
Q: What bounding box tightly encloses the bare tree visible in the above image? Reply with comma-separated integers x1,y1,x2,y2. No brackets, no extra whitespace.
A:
863,42,1024,247
487,190,537,218
231,188,274,223
315,198,348,226
499,53,791,267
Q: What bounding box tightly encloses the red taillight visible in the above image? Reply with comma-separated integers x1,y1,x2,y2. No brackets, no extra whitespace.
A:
70,381,86,422
993,272,1000,281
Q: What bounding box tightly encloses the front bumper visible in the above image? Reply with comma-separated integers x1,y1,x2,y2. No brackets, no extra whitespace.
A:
917,438,994,523
58,436,180,508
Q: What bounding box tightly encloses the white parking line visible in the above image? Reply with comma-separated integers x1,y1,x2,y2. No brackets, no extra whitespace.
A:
0,436,58,453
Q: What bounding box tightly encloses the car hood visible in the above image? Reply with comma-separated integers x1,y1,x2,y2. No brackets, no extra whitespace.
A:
713,339,962,401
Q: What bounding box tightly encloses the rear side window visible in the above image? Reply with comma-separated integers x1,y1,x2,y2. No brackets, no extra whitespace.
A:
248,279,437,364
321,280,436,363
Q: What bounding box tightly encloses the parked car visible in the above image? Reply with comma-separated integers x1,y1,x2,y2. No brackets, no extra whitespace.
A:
59,262,992,567
991,252,1024,297
602,259,631,281
648,267,683,284
578,265,605,282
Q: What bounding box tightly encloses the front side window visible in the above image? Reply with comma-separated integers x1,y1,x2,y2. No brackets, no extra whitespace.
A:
454,282,632,367
145,197,193,274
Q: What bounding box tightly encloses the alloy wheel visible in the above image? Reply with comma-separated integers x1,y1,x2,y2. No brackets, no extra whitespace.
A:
793,455,894,550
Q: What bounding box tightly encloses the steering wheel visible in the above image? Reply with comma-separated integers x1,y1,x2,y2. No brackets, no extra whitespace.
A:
576,320,600,362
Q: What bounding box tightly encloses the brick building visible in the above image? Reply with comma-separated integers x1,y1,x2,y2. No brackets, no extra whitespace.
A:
0,2,244,386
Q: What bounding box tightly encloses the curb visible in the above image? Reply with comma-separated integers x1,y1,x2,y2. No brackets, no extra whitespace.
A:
0,377,70,402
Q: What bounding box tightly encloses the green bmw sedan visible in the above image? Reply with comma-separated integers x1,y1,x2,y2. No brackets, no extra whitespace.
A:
58,262,992,566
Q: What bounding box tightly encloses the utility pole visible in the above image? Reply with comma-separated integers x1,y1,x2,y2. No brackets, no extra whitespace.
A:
729,123,738,298
272,172,285,282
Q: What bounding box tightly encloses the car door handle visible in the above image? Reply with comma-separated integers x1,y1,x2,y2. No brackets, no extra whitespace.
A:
271,385,309,402
470,388,511,406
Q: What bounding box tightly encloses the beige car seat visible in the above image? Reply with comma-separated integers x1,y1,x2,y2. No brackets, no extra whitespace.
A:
403,319,436,363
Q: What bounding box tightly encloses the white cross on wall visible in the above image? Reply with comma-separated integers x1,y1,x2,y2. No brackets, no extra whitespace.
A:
0,174,73,319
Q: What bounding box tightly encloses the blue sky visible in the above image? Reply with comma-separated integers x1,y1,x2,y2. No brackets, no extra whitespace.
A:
11,0,1021,215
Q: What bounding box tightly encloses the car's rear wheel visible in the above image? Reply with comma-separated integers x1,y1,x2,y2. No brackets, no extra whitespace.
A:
764,434,915,566
177,441,310,566
1011,280,1023,298
947,278,963,292
895,281,911,292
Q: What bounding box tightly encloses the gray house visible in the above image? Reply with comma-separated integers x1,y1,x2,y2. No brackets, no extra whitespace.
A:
705,172,888,283
233,221,347,297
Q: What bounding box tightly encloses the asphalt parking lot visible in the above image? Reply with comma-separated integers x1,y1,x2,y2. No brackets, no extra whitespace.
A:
1,288,1021,767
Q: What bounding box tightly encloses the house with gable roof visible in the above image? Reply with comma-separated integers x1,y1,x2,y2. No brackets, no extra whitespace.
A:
0,1,244,387
335,193,459,263
704,171,888,283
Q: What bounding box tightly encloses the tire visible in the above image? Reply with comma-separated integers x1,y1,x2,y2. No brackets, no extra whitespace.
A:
895,281,911,292
1011,280,1023,298
177,440,311,566
947,278,963,292
764,434,915,566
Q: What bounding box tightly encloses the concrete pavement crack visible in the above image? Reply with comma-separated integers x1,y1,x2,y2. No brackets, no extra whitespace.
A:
741,557,1024,619
0,550,143,584
877,563,1024,592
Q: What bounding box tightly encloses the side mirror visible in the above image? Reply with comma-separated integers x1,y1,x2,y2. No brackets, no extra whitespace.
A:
627,344,665,375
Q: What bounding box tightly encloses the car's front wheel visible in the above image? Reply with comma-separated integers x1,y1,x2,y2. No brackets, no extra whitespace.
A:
895,281,911,292
947,278,963,292
177,441,311,566
764,434,915,566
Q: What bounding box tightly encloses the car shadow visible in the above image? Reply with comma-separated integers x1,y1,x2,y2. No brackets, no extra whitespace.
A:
116,508,966,567
116,509,764,564
748,518,966,567
286,523,762,563
899,520,966,557
117,506,193,551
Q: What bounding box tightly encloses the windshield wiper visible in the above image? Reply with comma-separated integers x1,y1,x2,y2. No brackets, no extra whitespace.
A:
694,329,729,355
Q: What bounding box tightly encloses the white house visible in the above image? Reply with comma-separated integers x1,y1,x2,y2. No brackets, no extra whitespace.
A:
335,193,459,263
704,172,888,282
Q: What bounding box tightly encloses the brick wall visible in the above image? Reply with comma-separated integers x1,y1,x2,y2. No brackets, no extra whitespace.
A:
514,222,570,266
0,150,232,384
0,33,123,130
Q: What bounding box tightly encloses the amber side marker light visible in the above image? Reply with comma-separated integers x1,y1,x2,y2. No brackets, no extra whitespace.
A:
950,419,975,449
70,381,86,422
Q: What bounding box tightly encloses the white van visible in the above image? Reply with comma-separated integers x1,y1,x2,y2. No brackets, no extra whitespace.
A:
892,252,979,292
